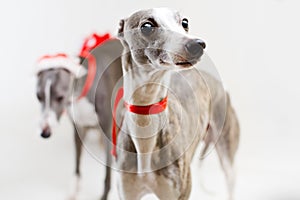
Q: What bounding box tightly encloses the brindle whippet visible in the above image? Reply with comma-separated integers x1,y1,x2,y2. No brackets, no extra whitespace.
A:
114,8,239,200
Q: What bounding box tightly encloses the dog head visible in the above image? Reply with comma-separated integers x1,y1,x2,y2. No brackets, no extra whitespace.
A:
36,69,73,138
118,8,206,69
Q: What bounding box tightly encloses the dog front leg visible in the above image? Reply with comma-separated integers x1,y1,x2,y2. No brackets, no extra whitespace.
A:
74,126,87,177
100,141,112,200
117,173,145,200
67,125,87,200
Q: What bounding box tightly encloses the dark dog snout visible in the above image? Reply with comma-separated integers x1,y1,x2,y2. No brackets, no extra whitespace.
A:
185,39,206,59
41,126,51,139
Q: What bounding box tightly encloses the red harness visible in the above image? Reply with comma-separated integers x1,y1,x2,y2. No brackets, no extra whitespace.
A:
111,87,168,157
78,33,111,99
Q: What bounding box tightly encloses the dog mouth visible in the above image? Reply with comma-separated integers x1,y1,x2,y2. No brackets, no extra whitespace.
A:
175,60,198,68
175,61,193,67
159,59,198,68
173,54,199,68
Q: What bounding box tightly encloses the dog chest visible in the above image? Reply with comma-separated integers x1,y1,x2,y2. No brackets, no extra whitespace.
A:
67,97,98,128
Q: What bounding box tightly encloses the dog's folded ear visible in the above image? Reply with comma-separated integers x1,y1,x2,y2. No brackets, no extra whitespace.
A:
118,19,125,38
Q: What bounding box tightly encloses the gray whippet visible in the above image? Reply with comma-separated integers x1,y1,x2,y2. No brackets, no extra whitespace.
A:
113,8,240,200
35,34,123,200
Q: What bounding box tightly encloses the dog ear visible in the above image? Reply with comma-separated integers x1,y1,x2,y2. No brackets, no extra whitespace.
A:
117,19,125,38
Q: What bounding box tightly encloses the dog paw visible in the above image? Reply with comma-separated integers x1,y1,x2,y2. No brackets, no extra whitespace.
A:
66,175,81,200
66,194,78,200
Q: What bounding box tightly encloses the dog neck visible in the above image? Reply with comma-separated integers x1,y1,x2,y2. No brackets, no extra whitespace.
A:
122,54,171,173
122,62,171,105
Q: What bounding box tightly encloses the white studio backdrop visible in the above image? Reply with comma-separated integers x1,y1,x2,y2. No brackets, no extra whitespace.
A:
0,0,300,199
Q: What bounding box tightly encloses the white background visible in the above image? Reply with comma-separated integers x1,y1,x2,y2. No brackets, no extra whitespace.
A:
0,0,299,199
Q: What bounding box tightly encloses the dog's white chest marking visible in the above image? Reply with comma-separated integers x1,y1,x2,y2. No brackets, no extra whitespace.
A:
45,79,52,112
39,79,59,130
69,97,98,128
125,111,167,172
122,66,171,173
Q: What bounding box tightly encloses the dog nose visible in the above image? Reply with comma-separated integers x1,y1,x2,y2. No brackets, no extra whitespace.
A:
41,127,51,139
197,39,206,49
185,39,206,58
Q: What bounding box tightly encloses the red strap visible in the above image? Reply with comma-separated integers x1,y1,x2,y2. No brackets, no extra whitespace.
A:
77,33,111,100
111,87,168,157
111,87,124,157
77,51,96,100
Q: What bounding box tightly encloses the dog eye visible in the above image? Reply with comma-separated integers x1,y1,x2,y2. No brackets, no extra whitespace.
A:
37,94,42,102
56,96,64,102
182,18,189,31
141,22,155,36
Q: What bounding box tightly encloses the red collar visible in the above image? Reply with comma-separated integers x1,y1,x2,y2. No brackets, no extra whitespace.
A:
77,33,111,100
124,95,168,115
111,87,168,157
